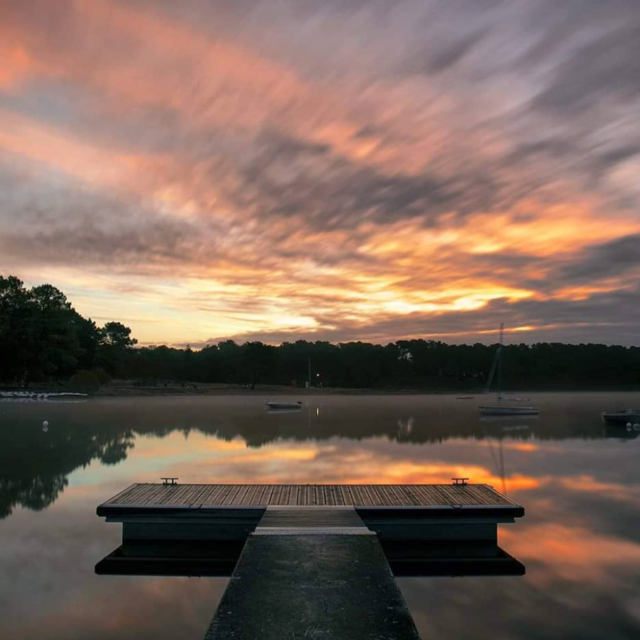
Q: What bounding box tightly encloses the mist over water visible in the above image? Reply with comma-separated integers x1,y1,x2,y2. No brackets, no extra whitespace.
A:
1,393,640,639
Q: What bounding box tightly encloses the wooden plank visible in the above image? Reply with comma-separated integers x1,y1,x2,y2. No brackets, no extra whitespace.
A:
416,484,449,506
263,485,277,505
273,485,285,505
201,484,228,506
458,487,484,505
360,485,376,506
109,483,148,505
234,485,252,506
253,485,269,505
342,485,356,506
441,485,470,506
242,484,260,506
222,485,243,506
164,484,196,505
139,484,173,505
349,485,364,506
389,485,413,506
105,484,137,505
197,484,222,506
373,485,394,506
180,484,207,505
116,483,152,505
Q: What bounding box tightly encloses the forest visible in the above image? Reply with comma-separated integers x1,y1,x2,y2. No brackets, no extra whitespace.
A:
2,275,640,391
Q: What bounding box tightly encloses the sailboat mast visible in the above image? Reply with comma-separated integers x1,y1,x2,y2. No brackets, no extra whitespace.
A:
497,323,504,400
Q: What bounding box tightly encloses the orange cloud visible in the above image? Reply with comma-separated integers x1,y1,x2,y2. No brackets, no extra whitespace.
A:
0,44,32,90
501,523,640,585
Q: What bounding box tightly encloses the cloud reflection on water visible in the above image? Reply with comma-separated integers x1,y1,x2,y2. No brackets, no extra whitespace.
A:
0,394,639,639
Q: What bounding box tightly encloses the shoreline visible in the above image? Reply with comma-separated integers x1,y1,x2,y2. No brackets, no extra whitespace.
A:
92,385,640,397
3,384,640,398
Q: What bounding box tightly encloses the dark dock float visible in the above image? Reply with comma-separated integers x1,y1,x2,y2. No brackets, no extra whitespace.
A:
97,483,525,639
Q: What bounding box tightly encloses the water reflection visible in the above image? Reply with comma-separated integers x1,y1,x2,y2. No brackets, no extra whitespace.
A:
0,393,639,639
1,393,636,518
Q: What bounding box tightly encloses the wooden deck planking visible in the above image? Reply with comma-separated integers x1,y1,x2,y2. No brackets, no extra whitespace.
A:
111,483,146,505
100,483,518,510
113,483,155,505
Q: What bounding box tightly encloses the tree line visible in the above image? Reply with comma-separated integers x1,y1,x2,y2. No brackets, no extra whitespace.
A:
2,275,640,390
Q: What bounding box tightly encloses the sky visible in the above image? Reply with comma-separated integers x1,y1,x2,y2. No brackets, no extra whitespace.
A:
1,0,639,347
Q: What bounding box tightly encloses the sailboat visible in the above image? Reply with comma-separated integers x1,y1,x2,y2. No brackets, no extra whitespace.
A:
479,324,540,416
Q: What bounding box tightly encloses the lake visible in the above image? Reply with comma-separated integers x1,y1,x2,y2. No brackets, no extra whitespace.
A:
1,392,640,639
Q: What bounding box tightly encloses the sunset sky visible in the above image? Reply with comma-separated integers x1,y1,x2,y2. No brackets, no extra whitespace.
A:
1,0,639,346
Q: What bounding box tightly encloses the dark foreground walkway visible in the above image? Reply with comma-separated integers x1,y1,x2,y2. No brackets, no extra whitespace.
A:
204,507,420,640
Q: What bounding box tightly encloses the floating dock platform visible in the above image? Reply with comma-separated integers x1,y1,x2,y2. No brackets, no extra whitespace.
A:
97,483,525,639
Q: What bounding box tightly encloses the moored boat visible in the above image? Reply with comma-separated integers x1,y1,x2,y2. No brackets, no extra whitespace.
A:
601,409,640,426
478,324,540,417
265,401,302,413
479,405,539,416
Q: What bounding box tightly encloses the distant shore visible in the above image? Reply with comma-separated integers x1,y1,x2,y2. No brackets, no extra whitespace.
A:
91,383,640,397
94,383,442,397
3,382,640,398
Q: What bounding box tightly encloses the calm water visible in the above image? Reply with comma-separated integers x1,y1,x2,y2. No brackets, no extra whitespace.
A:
1,393,640,639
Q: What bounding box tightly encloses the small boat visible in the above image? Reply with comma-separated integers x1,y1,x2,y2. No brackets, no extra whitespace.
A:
456,396,474,400
479,405,539,416
265,401,303,413
601,409,640,426
478,324,539,417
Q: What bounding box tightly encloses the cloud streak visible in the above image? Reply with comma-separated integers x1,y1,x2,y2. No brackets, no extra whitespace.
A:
0,0,639,345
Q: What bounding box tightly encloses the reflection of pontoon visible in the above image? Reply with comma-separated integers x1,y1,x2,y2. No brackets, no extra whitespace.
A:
265,401,302,413
601,409,640,426
96,539,525,578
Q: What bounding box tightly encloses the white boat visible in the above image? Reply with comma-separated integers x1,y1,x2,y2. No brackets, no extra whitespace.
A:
478,324,539,416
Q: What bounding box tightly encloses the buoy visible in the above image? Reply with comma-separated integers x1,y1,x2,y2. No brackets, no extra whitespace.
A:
42,420,49,433
626,422,632,428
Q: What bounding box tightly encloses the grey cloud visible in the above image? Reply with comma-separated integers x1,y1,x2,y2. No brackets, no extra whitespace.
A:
534,25,640,115
555,234,640,285
0,165,203,272
410,29,487,75
240,131,487,230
